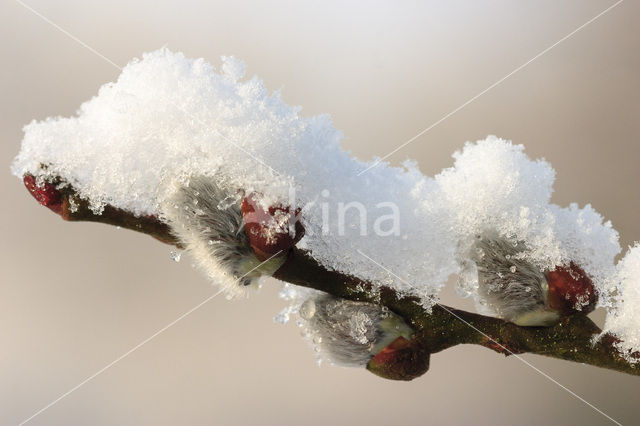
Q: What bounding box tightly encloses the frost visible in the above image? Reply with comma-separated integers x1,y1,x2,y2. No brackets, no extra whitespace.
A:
274,284,320,325
602,245,640,360
273,306,292,325
298,299,316,320
348,311,374,344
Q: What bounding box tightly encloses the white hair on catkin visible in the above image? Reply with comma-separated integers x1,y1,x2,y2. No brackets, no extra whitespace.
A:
471,233,550,324
300,294,412,367
160,175,257,297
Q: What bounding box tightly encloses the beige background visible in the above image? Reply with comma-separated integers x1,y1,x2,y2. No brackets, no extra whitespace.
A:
1,1,639,425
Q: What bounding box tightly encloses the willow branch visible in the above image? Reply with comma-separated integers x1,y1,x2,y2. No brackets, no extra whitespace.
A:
275,248,639,378
22,178,639,380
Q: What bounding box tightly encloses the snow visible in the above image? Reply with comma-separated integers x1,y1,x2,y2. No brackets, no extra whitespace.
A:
11,48,453,304
422,137,620,313
12,49,638,355
602,244,640,360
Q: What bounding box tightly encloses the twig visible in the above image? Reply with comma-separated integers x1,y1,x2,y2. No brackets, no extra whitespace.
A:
21,177,639,380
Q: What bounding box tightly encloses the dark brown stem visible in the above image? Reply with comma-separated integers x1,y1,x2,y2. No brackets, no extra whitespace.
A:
22,179,640,379
58,185,181,247
276,248,639,377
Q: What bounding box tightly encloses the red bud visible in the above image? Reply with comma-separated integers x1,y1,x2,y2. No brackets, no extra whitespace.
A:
23,175,63,215
241,194,304,261
546,262,597,315
367,336,429,381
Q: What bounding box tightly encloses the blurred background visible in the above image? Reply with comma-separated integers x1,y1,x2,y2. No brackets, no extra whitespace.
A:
1,1,638,424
